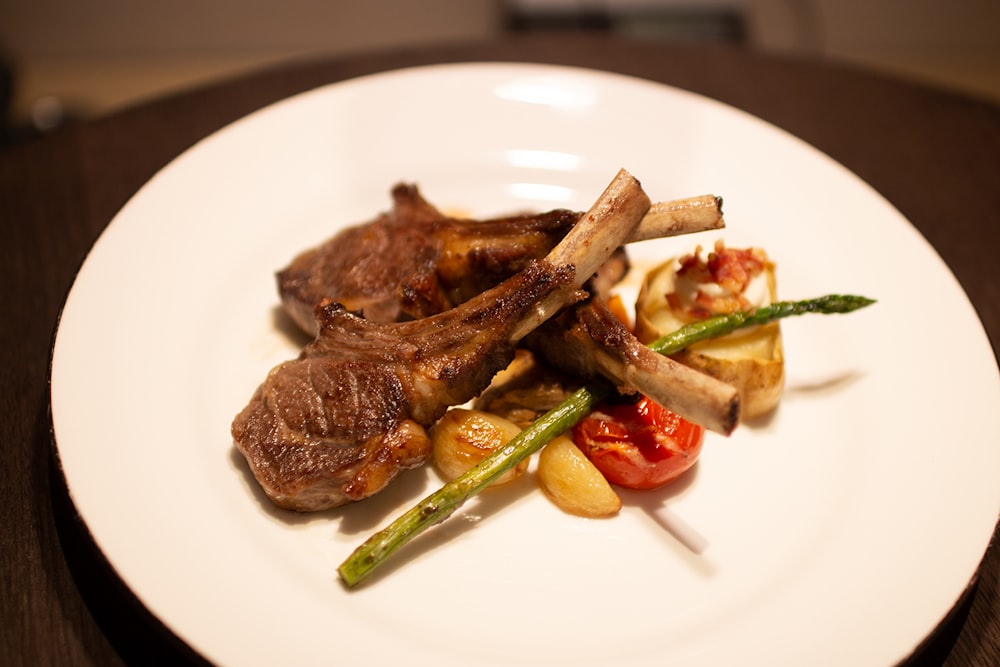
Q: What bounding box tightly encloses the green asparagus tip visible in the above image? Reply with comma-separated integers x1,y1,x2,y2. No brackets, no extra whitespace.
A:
810,294,877,313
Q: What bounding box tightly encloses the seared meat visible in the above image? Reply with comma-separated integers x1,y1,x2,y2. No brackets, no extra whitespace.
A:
525,297,740,435
233,262,576,510
276,177,739,433
233,170,652,511
277,181,738,434
277,185,723,334
277,184,579,333
475,295,743,436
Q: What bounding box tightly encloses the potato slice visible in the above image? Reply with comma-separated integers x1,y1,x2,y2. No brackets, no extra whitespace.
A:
668,324,784,419
635,251,784,419
537,436,621,518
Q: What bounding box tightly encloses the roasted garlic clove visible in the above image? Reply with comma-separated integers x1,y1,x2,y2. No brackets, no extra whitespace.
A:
537,435,621,518
431,409,528,486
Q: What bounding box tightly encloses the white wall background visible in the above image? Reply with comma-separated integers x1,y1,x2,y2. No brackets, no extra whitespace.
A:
747,0,1000,98
2,0,998,126
0,0,504,123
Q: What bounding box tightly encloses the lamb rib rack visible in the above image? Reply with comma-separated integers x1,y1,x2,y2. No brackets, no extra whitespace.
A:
277,183,724,334
232,170,653,511
275,179,737,436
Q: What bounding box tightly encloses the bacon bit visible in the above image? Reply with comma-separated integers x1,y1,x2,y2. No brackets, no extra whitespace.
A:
667,240,769,321
693,290,746,316
666,291,715,321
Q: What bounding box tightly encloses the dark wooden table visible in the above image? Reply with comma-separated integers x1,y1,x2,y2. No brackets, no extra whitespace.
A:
2,34,998,666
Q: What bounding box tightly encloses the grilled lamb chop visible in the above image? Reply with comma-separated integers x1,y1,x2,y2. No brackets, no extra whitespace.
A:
233,170,652,511
474,293,744,436
277,184,578,332
525,296,740,434
277,184,724,334
276,181,737,435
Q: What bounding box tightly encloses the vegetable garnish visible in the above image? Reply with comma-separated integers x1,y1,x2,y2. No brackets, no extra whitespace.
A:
337,294,875,588
572,395,705,490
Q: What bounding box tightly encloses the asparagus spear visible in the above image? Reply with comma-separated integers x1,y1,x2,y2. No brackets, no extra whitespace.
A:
338,294,875,587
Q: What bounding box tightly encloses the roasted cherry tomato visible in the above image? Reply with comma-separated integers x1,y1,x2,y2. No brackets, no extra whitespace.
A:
571,396,705,490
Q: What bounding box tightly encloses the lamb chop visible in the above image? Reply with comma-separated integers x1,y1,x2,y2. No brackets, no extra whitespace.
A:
275,181,735,435
277,183,724,334
524,296,740,434
233,170,658,511
276,184,576,332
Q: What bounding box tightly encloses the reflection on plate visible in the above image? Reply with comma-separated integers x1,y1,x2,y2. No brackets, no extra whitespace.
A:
50,63,1000,666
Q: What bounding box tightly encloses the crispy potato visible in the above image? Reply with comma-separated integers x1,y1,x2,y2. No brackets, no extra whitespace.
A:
431,409,528,486
537,435,621,518
635,253,784,419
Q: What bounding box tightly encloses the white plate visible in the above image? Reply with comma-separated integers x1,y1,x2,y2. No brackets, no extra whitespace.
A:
50,63,1000,666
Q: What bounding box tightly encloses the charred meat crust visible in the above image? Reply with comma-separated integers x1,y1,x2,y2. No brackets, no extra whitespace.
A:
277,183,580,333
526,295,741,435
233,260,578,511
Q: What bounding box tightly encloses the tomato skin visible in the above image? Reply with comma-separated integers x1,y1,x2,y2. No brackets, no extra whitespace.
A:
571,397,705,490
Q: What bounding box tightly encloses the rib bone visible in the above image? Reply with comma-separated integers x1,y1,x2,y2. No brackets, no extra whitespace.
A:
630,195,724,243
509,169,651,340
526,297,740,435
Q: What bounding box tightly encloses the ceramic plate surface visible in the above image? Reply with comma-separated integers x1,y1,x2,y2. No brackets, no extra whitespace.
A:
50,63,1000,666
